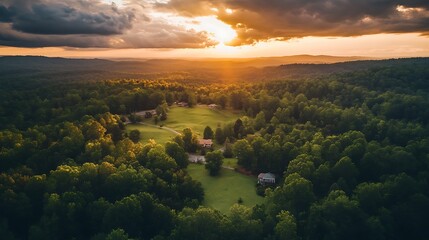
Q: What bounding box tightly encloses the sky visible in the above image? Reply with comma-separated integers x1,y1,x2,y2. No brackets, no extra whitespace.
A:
0,0,428,59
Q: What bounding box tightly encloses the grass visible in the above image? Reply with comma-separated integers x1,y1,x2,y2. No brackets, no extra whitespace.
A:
144,105,241,137
187,164,264,213
126,123,177,145
223,158,238,169
128,105,242,145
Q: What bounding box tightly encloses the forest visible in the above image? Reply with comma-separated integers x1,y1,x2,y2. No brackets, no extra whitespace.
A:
1,57,429,239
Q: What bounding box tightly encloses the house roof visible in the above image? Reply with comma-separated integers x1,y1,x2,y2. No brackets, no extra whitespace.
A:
258,172,275,179
198,139,213,145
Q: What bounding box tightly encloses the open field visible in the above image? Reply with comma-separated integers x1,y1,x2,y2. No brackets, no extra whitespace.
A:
144,105,241,137
126,123,177,145
223,158,238,169
127,105,241,145
126,105,241,145
187,164,264,213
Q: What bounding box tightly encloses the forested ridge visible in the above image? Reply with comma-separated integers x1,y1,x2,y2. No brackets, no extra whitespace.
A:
1,58,429,239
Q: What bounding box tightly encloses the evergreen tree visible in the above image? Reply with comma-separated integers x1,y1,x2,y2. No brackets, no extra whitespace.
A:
215,127,225,144
223,138,233,158
203,126,214,139
233,118,243,138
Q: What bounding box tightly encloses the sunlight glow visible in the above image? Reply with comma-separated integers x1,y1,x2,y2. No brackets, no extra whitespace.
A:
192,16,237,44
2,34,428,59
396,5,424,13
212,43,242,55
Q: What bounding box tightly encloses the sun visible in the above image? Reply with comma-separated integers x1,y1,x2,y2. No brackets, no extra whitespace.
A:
192,16,237,45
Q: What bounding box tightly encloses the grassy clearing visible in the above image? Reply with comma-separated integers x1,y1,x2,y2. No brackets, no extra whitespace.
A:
187,164,264,213
223,158,238,169
144,105,241,137
127,105,241,145
126,123,177,145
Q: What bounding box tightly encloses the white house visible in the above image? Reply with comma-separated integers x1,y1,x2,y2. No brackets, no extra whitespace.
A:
258,173,276,185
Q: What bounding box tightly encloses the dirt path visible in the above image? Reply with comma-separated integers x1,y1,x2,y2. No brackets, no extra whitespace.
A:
137,122,181,135
222,166,235,170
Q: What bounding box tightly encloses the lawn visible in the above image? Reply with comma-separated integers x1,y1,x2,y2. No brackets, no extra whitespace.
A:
126,123,177,145
144,105,241,137
223,158,238,169
187,164,264,213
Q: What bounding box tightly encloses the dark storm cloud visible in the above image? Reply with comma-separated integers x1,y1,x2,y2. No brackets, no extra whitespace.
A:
0,23,113,48
159,0,429,45
0,0,216,48
0,0,134,35
0,21,216,48
0,5,13,22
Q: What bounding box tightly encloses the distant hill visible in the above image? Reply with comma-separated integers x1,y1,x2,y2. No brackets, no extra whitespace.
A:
0,56,111,70
0,55,428,82
0,55,370,73
109,55,371,68
194,55,372,67
253,58,429,80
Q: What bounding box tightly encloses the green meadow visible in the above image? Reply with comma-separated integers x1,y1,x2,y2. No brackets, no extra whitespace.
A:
145,105,241,136
126,123,177,145
126,105,241,145
187,164,264,213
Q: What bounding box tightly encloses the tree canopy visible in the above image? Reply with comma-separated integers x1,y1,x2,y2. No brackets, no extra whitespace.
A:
1,58,429,239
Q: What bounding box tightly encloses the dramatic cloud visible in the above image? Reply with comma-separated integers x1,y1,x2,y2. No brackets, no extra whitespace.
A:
0,0,216,48
1,0,428,48
159,0,429,46
0,5,13,22
0,0,135,35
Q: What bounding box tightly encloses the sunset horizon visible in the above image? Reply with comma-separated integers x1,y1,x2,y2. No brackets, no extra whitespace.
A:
1,0,429,59
1,33,428,59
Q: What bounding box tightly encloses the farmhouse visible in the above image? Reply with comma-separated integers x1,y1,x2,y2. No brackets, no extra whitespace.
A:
177,102,189,107
199,139,213,148
258,172,276,185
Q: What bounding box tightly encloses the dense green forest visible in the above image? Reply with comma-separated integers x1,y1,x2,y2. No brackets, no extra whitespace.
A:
1,57,429,239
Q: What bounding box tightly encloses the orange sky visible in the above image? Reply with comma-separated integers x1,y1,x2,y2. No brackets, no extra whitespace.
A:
0,0,428,59
1,33,428,59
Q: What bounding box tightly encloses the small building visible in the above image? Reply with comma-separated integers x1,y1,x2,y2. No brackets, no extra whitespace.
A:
144,110,157,118
177,102,189,107
258,173,276,185
208,104,219,109
199,139,213,148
